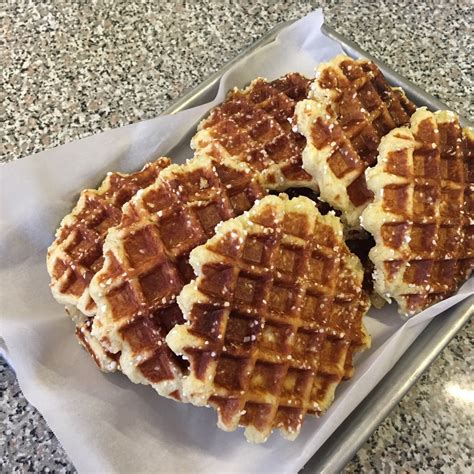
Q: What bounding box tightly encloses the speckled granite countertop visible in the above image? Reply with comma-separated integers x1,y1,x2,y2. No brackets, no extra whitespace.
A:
1,0,473,472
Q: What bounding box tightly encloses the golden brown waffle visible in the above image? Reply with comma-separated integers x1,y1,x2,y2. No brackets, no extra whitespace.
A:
65,305,120,372
295,55,416,229
192,73,318,191
76,319,121,372
47,157,170,317
166,195,371,442
89,155,266,399
361,108,474,316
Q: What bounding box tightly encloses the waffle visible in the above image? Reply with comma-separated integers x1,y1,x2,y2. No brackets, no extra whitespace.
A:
295,55,416,229
65,305,120,373
361,108,474,316
47,158,170,372
166,195,371,442
192,73,318,191
47,157,170,316
89,155,266,399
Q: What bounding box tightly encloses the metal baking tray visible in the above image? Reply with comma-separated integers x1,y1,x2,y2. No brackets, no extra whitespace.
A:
158,20,473,472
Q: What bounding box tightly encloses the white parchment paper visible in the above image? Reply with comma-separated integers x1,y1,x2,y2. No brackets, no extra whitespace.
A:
1,10,472,473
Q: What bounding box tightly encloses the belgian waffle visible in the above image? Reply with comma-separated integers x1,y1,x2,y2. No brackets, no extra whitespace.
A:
47,157,170,316
361,108,474,316
89,155,266,399
295,55,416,229
192,73,318,191
65,305,120,373
47,158,170,371
166,195,371,442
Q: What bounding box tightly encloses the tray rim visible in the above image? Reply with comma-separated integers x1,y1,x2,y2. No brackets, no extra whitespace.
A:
157,19,473,472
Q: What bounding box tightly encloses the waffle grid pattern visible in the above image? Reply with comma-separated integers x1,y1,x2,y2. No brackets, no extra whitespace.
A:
361,108,473,315
192,73,318,191
89,156,265,399
296,55,416,228
167,195,370,442
74,313,120,372
47,157,170,317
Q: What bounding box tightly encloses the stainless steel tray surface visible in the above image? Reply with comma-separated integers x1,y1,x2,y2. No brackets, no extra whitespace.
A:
158,21,473,473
